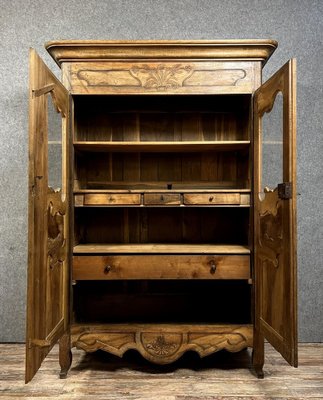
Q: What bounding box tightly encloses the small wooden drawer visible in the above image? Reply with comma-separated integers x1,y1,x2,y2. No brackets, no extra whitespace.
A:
144,193,181,205
184,193,248,205
75,193,141,206
73,255,250,280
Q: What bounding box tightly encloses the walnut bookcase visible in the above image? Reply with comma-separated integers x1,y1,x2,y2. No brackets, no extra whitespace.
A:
26,40,297,382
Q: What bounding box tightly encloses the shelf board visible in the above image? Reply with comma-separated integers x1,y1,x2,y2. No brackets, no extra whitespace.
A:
73,140,250,153
75,181,250,192
74,188,251,194
73,243,250,255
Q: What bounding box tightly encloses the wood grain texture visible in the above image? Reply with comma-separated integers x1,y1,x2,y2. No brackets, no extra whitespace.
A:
253,59,297,368
45,39,278,66
73,243,251,254
83,193,141,206
2,343,322,397
73,140,251,152
67,61,257,94
26,49,70,383
72,254,250,280
71,324,253,365
24,40,298,383
184,193,242,205
143,193,181,205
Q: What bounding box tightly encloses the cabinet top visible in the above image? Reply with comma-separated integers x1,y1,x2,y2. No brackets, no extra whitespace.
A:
45,39,277,67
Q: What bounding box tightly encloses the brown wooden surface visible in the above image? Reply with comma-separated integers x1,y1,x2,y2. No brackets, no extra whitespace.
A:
73,95,250,141
73,243,251,254
74,207,250,247
83,193,140,206
26,49,70,383
72,254,250,280
75,152,250,191
184,193,242,205
143,193,181,205
75,188,251,193
45,39,277,67
71,323,253,365
2,343,323,398
25,39,298,383
66,61,257,94
73,140,250,152
253,59,297,368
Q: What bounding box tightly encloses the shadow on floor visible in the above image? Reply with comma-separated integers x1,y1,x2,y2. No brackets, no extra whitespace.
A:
71,348,253,374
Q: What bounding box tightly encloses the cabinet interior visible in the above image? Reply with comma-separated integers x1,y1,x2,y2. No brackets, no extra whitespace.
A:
74,207,249,245
73,94,251,190
72,93,252,326
73,280,251,324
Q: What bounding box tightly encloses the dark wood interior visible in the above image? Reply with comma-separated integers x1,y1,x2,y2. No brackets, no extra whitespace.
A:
73,95,251,191
74,207,250,246
73,280,252,324
74,95,251,141
72,94,252,327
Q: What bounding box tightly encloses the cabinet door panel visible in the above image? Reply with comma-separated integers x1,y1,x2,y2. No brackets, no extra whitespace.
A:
254,59,297,366
26,49,71,383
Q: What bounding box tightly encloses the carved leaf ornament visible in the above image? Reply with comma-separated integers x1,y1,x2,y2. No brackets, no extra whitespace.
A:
130,64,194,90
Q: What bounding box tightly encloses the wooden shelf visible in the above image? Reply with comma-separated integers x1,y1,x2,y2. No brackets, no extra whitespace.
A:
73,140,250,153
73,243,250,255
75,181,250,191
74,188,251,194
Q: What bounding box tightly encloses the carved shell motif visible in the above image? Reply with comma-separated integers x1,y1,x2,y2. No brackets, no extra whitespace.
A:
130,64,193,90
145,335,177,356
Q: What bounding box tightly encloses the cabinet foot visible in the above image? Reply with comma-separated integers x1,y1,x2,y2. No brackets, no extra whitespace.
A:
253,363,264,379
252,328,264,379
59,332,72,379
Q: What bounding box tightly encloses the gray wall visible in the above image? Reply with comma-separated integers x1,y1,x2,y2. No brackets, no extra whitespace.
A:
0,0,322,342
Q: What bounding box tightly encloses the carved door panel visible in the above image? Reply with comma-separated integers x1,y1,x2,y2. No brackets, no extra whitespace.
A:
254,59,297,366
26,49,71,382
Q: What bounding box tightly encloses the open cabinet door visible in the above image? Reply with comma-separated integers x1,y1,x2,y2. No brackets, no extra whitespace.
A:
254,59,297,367
26,49,71,383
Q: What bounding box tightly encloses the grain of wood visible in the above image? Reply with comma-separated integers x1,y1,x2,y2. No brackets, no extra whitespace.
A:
0,344,322,399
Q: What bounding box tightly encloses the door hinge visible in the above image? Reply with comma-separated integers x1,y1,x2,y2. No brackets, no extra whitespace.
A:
28,339,51,349
278,182,292,200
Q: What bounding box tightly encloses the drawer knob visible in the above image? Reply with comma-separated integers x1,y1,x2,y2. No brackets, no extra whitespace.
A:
104,265,111,274
209,260,217,274
209,196,214,202
160,195,164,201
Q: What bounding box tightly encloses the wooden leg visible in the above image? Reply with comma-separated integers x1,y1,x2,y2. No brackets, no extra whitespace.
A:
252,328,264,379
59,332,72,379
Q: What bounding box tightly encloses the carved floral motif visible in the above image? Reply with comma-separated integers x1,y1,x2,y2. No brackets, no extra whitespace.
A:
145,335,177,356
47,187,66,270
130,64,194,90
72,326,253,364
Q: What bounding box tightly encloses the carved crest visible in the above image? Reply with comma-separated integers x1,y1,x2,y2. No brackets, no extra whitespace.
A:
145,335,177,356
130,64,193,90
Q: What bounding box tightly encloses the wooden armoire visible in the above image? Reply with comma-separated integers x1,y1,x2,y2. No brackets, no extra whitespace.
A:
26,40,297,382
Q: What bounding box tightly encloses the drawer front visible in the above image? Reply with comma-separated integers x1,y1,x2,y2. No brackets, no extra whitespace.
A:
184,193,243,205
144,193,181,205
67,61,256,94
73,255,250,280
75,193,141,206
